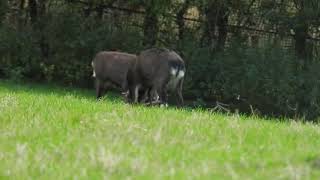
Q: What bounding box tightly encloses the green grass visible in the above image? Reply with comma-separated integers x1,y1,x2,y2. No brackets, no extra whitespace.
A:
1,80,320,179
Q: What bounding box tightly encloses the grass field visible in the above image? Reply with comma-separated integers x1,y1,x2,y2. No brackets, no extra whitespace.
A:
1,80,320,179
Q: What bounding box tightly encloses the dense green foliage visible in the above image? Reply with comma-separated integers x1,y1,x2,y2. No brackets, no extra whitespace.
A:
1,0,320,119
1,81,320,179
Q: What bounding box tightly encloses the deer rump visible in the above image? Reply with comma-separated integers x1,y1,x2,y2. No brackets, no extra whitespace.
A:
92,51,136,99
127,48,185,106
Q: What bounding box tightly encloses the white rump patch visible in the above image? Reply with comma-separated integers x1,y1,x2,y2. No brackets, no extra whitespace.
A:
177,70,185,79
167,68,185,90
170,68,178,76
91,61,96,77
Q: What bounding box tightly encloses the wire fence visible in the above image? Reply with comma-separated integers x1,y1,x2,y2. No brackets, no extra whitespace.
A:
70,0,320,57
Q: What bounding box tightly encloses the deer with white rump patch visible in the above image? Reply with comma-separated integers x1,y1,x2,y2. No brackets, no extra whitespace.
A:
127,48,185,106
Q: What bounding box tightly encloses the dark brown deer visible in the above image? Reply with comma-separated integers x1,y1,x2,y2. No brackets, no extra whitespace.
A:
127,48,185,106
91,51,136,99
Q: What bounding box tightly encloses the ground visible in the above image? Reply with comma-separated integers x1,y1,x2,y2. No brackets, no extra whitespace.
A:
1,80,320,179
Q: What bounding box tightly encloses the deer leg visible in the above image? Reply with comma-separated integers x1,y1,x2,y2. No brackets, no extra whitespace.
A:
159,86,168,106
127,84,135,103
176,79,184,106
133,85,141,103
95,79,103,100
148,87,160,105
139,88,149,103
118,80,129,100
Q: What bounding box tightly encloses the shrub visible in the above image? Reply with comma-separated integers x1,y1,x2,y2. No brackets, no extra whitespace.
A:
181,39,320,119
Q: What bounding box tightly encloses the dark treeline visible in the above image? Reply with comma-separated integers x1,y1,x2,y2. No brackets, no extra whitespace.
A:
1,0,320,119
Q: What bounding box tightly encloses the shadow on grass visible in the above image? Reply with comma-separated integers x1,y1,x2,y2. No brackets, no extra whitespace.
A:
0,80,249,112
0,79,204,110
0,79,301,122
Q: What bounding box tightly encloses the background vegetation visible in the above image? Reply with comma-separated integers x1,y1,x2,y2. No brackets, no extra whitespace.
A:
1,0,320,119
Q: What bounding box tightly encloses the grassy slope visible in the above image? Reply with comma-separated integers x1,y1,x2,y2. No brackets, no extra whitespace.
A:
0,80,320,179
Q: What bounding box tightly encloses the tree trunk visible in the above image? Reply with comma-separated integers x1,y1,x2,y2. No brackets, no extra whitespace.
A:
176,0,190,41
19,0,25,11
143,3,158,47
84,0,93,17
29,0,49,62
203,3,216,50
294,22,309,60
216,8,228,51
293,1,312,61
29,0,37,24
202,1,229,51
17,0,25,27
96,4,104,20
39,0,49,61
